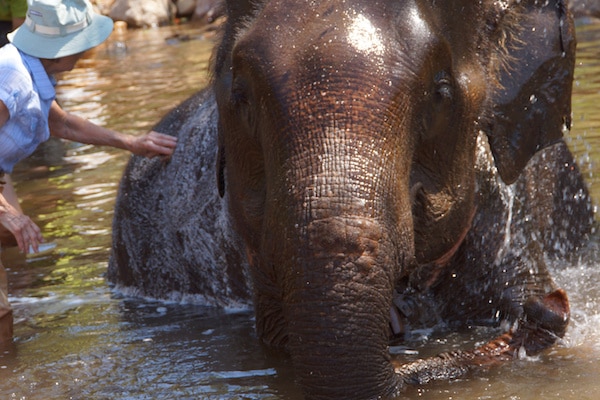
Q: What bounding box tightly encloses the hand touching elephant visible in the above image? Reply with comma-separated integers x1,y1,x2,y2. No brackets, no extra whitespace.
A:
109,0,593,398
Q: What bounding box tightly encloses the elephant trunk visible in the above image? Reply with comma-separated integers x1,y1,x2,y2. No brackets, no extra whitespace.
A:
280,214,409,399
286,292,400,398
257,113,416,397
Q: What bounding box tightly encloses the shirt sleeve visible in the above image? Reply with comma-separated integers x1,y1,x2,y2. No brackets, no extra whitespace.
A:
0,66,29,119
10,0,27,19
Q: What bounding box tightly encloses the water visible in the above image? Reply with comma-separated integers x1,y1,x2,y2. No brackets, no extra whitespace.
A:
1,20,600,399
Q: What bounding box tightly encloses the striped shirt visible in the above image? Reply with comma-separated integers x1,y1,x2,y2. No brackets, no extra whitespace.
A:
0,43,56,173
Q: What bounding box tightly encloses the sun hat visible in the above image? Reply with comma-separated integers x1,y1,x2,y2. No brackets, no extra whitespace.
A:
7,0,114,59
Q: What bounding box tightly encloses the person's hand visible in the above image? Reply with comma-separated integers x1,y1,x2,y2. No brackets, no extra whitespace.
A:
130,131,177,159
0,202,43,254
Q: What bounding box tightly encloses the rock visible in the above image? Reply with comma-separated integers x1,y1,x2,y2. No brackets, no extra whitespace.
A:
109,0,174,28
192,0,224,24
571,0,600,19
175,0,196,17
92,0,116,15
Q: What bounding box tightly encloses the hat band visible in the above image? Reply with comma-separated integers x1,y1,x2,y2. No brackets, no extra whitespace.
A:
24,14,90,36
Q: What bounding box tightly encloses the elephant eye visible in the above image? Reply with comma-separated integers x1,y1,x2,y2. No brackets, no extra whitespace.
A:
420,71,457,139
433,72,454,103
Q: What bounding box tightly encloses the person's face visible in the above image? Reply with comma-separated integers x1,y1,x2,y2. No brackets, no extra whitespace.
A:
41,52,84,75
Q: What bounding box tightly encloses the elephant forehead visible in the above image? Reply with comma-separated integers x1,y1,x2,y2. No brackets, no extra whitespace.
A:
344,6,432,58
345,11,385,56
236,0,433,66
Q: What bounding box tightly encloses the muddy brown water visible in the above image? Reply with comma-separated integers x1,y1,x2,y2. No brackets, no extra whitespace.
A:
1,20,600,399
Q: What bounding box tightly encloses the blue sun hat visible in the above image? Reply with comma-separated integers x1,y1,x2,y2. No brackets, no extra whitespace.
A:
7,0,114,59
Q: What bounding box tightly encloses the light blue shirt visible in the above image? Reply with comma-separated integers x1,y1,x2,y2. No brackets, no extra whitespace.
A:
0,43,56,173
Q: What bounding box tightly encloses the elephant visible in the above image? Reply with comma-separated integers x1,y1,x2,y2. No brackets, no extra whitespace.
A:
108,0,594,398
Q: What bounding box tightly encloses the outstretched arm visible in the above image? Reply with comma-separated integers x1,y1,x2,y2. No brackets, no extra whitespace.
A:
48,100,178,158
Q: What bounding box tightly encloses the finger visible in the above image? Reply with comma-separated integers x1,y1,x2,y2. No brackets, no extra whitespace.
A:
18,229,33,254
148,130,176,139
29,224,43,254
28,236,41,254
149,137,177,151
13,230,27,254
147,142,176,156
133,135,176,158
17,220,43,254
33,223,43,243
148,132,178,145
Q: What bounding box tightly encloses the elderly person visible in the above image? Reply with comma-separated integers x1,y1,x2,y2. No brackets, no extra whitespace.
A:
0,0,178,341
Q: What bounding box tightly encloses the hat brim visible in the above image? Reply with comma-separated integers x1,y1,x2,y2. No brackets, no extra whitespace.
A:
8,13,114,59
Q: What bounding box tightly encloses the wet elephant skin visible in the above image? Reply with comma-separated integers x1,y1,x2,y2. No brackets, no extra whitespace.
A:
109,1,594,399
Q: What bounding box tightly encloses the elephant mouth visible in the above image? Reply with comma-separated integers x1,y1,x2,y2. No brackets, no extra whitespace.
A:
419,207,475,290
389,206,476,337
431,206,475,267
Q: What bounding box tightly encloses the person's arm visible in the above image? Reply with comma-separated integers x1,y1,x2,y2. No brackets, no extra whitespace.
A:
48,101,177,158
0,100,8,128
0,100,44,253
0,176,43,254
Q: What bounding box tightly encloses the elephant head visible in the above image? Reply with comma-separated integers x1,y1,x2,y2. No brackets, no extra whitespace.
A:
213,0,575,398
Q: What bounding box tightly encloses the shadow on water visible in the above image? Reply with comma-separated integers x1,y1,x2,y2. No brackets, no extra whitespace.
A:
0,20,600,399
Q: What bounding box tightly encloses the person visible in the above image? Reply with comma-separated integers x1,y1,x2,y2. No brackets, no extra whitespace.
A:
0,0,178,342
0,0,26,46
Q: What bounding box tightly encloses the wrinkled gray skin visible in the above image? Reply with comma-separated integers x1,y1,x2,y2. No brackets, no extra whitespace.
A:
109,0,594,398
109,92,250,306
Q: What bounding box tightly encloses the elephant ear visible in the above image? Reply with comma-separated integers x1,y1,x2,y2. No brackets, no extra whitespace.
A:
214,0,259,198
484,0,575,185
217,140,226,198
